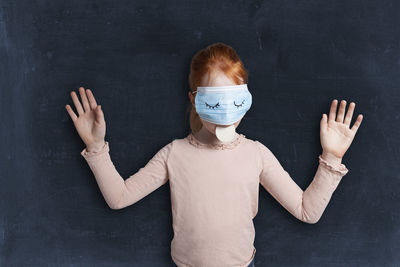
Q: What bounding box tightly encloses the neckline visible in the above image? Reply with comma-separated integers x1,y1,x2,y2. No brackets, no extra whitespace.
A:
186,132,245,150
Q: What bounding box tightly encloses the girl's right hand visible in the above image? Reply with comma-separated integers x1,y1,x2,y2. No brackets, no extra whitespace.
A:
65,87,106,152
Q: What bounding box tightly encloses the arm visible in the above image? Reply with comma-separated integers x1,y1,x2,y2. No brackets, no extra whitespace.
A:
255,98,363,224
255,141,348,224
81,140,173,210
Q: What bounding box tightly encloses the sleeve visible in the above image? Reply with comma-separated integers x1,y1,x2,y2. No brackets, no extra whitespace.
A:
254,140,349,224
80,140,173,210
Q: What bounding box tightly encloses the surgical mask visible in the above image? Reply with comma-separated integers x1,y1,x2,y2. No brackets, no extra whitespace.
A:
192,84,252,125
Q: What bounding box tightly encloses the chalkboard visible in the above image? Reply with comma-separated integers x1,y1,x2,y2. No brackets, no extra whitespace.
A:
1,0,399,266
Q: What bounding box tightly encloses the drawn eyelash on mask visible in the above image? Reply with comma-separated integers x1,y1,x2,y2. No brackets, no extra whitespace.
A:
234,100,245,108
205,102,220,109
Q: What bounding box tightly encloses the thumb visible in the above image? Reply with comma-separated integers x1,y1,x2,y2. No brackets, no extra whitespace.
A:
95,105,104,124
320,113,327,133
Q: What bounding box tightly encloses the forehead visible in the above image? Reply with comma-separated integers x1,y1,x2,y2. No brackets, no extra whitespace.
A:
200,70,237,87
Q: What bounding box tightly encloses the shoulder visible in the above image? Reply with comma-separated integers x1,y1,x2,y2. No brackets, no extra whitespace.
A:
241,136,279,173
151,138,176,161
170,135,189,147
242,136,276,160
242,135,270,152
161,135,191,154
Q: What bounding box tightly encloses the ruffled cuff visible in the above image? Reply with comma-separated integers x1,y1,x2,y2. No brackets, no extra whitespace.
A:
80,141,110,161
318,154,349,176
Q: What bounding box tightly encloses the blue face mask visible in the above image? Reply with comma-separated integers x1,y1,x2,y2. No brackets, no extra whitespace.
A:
193,84,252,125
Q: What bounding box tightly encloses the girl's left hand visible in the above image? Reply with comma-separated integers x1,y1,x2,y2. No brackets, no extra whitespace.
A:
320,99,363,160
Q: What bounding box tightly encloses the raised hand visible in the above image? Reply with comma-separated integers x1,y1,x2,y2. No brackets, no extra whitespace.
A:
65,87,106,152
320,99,363,162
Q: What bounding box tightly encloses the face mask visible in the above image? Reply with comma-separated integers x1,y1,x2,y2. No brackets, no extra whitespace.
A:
192,84,252,125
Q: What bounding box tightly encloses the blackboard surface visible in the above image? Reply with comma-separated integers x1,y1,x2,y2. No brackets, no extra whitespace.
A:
1,0,399,266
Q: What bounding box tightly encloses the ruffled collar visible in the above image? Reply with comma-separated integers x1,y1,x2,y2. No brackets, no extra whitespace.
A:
186,132,245,150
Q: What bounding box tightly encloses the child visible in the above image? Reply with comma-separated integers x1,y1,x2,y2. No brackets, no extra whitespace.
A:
65,42,363,267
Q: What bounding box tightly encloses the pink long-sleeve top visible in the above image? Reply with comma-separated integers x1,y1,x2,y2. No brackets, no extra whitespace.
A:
80,132,349,267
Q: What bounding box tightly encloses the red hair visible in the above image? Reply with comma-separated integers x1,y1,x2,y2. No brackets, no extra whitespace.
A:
187,42,249,133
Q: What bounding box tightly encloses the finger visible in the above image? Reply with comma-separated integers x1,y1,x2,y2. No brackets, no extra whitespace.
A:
95,105,104,124
344,102,355,126
320,113,328,133
328,99,338,122
79,87,91,113
351,114,363,133
86,89,98,110
71,90,84,115
65,104,78,122
336,100,347,123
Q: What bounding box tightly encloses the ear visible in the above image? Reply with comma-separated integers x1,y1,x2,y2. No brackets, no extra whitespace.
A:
188,91,195,106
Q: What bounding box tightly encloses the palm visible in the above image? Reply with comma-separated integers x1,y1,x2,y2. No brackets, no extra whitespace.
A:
320,99,363,158
65,87,106,147
74,111,105,145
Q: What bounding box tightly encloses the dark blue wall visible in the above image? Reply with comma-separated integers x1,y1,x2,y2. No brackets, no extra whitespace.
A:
1,0,399,266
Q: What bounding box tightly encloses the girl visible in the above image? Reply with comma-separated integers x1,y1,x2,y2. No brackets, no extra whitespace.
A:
65,42,363,267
